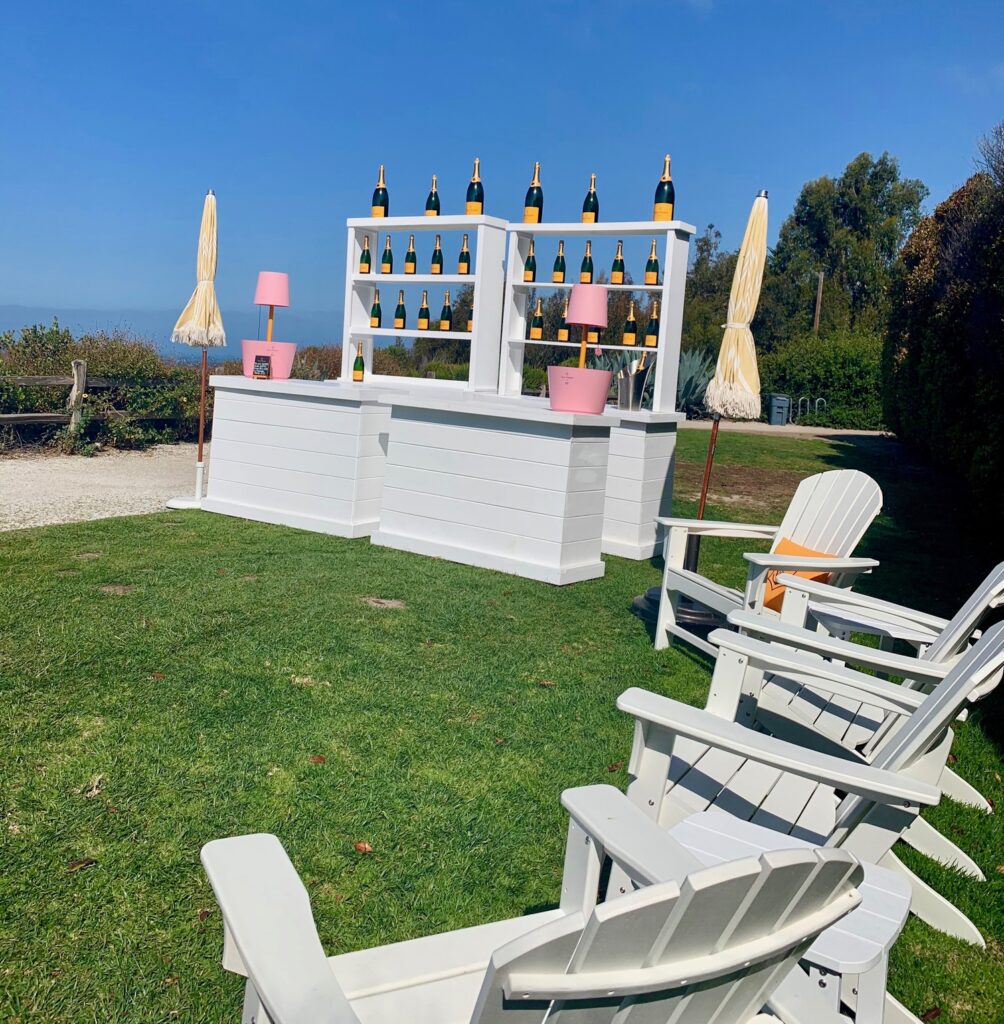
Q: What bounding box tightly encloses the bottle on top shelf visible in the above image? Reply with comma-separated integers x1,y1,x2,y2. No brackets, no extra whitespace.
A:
524,161,543,223
439,290,453,331
466,157,484,215
370,289,382,328
417,290,431,330
644,300,660,347
623,300,638,346
552,240,566,283
352,342,365,382
458,233,471,274
653,154,675,221
611,239,625,284
557,296,570,342
371,165,389,218
358,234,372,274
523,239,537,282
394,290,407,329
579,240,594,283
380,235,393,274
430,234,444,275
404,234,417,275
425,174,441,216
582,173,599,223
529,297,544,340
644,240,660,285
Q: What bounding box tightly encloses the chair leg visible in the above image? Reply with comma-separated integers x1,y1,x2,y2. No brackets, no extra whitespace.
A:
883,993,923,1024
880,850,985,947
847,954,890,1024
938,764,993,812
653,580,677,651
901,815,986,880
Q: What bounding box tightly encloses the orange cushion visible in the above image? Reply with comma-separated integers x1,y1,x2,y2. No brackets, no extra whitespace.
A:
761,537,835,612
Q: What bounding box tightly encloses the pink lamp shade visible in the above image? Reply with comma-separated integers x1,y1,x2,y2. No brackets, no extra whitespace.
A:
565,283,608,327
254,271,290,308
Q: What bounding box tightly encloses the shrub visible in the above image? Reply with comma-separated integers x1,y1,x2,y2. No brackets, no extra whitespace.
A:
759,329,884,429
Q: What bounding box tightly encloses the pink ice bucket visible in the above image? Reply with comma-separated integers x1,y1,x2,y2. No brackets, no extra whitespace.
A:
547,366,612,415
241,340,298,379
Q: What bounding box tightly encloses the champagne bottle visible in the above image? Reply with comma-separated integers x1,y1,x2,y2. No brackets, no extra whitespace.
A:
458,233,471,274
653,154,675,221
644,300,660,347
529,297,544,340
417,290,431,330
370,289,382,328
622,299,637,346
404,234,417,275
523,161,543,223
439,289,453,331
352,342,365,382
466,157,484,215
380,234,393,274
581,172,599,223
425,174,440,216
579,240,594,284
394,289,407,329
430,233,444,275
358,234,372,274
371,164,389,217
610,239,625,284
552,240,566,283
523,239,537,282
467,308,473,332
644,239,660,285
557,296,570,342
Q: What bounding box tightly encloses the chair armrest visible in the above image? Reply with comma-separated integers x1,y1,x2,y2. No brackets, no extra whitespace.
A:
776,575,950,632
727,610,950,685
617,687,939,807
561,785,705,885
202,834,360,1024
745,553,880,574
655,516,780,540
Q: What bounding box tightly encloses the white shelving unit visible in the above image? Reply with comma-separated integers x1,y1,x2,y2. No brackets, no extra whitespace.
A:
341,214,507,393
498,219,695,413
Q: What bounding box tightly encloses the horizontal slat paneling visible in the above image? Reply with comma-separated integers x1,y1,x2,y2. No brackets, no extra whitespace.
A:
208,479,353,521
609,429,677,459
212,459,361,501
215,393,382,436
211,418,387,463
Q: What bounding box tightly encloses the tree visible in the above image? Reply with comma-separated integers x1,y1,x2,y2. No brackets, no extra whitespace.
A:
681,225,736,353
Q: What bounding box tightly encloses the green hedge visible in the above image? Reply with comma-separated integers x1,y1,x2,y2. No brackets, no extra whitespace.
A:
759,329,884,429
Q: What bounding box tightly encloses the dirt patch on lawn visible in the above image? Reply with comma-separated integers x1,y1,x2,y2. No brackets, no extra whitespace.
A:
673,462,805,518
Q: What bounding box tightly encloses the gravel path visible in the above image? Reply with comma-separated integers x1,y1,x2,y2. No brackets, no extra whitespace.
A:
0,444,208,532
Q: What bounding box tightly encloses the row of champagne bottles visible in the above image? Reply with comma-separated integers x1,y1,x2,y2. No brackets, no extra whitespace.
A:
523,238,662,285
370,156,676,222
368,289,471,333
359,233,471,276
527,296,660,347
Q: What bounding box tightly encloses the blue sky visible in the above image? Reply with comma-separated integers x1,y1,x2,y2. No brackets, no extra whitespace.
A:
2,0,1002,334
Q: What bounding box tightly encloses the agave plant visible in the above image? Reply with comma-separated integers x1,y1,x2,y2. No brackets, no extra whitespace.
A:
676,347,714,417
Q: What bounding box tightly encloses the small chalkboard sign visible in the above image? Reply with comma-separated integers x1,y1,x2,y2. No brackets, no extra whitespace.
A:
252,354,272,380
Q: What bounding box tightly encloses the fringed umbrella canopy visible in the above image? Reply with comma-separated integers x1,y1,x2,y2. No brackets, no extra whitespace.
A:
172,191,226,348
704,191,768,420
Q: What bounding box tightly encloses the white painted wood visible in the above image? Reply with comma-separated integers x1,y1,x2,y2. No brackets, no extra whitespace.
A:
507,220,697,237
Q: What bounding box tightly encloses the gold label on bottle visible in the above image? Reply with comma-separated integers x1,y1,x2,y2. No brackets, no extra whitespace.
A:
644,271,658,285
557,328,569,342
644,334,657,347
529,326,542,340
623,332,637,346
381,262,391,273
580,272,591,283
440,321,450,331
431,265,441,274
581,212,596,224
352,369,364,381
552,271,564,283
405,265,415,274
394,318,404,328
654,203,674,221
458,263,469,274
371,206,386,217
359,263,369,273
611,271,624,284
587,330,599,343
523,207,540,223
418,317,429,329
465,202,482,215
523,270,534,282
370,317,380,327
467,320,473,331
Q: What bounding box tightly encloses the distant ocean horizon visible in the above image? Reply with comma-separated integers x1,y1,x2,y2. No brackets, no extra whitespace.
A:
0,305,345,363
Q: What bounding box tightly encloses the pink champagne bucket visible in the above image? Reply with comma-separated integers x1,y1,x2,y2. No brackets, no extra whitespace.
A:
241,340,298,379
547,366,612,415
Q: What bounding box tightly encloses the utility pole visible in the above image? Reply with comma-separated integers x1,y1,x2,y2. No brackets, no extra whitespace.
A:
813,271,824,335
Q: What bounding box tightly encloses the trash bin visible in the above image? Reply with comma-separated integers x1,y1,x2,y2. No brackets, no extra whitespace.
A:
766,393,790,426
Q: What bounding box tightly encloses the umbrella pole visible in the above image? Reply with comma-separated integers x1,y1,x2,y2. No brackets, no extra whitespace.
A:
684,413,721,571
195,347,208,499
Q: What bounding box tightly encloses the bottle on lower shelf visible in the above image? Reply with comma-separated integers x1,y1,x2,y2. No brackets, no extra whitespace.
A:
580,241,594,284
611,240,625,284
381,234,393,274
523,239,536,282
458,233,471,274
404,234,417,275
623,300,637,346
370,289,382,328
430,234,444,275
552,240,566,283
394,290,407,329
557,296,570,342
417,290,431,330
529,297,544,340
644,240,660,285
439,289,453,331
644,300,660,346
358,234,372,274
352,342,365,382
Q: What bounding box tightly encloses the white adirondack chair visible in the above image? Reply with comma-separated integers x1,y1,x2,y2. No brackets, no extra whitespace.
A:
202,786,869,1024
616,621,1004,949
653,470,883,655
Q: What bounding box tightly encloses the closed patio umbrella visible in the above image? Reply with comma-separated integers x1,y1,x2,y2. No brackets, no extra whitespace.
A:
167,190,226,509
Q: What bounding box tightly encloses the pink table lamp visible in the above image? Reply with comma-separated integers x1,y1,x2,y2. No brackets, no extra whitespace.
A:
254,271,290,342
242,271,296,379
547,283,611,415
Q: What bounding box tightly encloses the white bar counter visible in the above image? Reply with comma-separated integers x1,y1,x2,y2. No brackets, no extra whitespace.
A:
370,394,612,585
204,376,395,537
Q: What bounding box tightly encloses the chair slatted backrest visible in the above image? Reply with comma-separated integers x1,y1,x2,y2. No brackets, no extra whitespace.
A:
924,562,1004,664
472,849,862,1024
773,470,882,556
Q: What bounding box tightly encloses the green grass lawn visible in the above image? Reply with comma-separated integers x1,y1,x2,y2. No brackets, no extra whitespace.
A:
1,431,1002,1023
